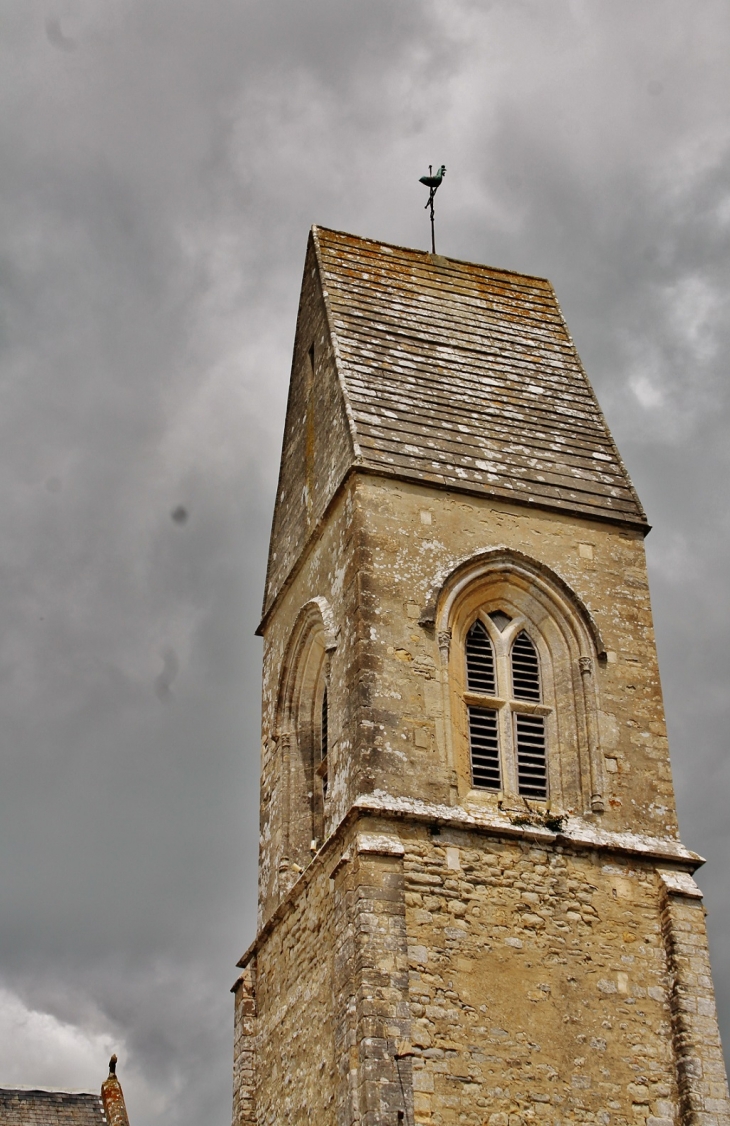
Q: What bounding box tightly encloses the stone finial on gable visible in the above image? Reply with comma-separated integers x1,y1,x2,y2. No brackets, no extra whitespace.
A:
101,1055,131,1126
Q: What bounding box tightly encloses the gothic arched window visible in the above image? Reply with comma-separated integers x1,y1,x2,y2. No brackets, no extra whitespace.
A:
275,599,337,882
436,548,606,816
464,614,550,801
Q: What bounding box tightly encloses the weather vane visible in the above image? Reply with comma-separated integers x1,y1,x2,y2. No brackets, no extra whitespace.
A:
419,164,446,254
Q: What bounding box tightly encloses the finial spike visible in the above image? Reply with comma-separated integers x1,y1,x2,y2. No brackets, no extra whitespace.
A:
418,165,446,254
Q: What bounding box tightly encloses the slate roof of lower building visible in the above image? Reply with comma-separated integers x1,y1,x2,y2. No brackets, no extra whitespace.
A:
0,1089,106,1125
313,227,646,527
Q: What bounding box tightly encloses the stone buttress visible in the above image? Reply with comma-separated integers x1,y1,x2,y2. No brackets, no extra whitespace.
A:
232,227,730,1126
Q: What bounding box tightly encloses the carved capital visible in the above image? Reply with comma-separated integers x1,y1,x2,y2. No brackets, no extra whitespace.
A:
578,655,593,677
437,629,452,663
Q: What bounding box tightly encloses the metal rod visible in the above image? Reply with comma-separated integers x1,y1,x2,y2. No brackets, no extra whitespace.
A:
419,164,445,255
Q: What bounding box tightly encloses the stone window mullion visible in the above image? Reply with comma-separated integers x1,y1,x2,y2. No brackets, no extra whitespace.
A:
495,643,516,796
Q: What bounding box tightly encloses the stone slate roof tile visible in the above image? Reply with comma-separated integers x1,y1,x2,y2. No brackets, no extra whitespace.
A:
260,226,647,620
0,1089,107,1125
314,226,646,526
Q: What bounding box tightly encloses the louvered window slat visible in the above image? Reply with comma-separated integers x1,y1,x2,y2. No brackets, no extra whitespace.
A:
511,631,541,700
466,620,496,694
468,706,501,790
515,714,547,798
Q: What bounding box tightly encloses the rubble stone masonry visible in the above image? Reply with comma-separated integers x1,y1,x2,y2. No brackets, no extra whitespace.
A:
234,808,729,1125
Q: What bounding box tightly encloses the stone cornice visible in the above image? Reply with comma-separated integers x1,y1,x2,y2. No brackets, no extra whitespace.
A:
352,792,703,868
235,794,702,978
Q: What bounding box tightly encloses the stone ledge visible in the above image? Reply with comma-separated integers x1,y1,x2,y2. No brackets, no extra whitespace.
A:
236,793,703,974
355,792,703,868
660,870,704,899
357,832,405,857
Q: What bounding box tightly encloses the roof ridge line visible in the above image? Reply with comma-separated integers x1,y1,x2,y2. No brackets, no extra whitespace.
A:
313,224,552,285
0,1087,102,1097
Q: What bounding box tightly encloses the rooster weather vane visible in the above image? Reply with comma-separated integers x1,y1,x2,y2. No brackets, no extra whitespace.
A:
419,164,446,254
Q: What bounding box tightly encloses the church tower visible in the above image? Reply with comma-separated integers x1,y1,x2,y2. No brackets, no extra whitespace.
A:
232,227,730,1126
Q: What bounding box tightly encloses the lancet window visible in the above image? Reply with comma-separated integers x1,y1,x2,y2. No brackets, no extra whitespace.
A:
438,549,606,815
275,598,337,876
464,613,549,800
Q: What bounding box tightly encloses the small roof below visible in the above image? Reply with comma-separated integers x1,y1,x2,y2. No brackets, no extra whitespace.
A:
0,1089,106,1125
314,227,646,527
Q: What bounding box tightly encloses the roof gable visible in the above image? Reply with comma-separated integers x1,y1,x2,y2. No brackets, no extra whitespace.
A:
261,226,646,621
262,235,357,618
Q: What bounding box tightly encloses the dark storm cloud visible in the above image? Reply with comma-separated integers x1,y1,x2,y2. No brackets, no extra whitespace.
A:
1,2,729,1123
45,16,77,52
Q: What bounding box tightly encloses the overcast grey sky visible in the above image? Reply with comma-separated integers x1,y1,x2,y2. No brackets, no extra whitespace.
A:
0,2,729,1123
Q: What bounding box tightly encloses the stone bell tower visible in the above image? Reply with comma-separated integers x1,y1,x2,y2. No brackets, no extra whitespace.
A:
232,227,730,1126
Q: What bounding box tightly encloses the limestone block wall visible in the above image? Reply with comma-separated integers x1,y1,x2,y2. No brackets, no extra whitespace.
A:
331,831,414,1126
660,876,730,1125
258,466,684,926
248,465,729,1125
403,825,680,1124
351,474,678,839
233,811,730,1126
232,966,256,1126
258,481,362,923
244,859,338,1125
234,821,418,1126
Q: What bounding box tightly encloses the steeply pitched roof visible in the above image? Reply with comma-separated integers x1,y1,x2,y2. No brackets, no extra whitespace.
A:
314,226,645,527
0,1089,106,1125
261,227,646,620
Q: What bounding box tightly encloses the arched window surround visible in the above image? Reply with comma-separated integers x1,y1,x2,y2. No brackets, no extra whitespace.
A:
274,597,338,888
427,549,605,816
